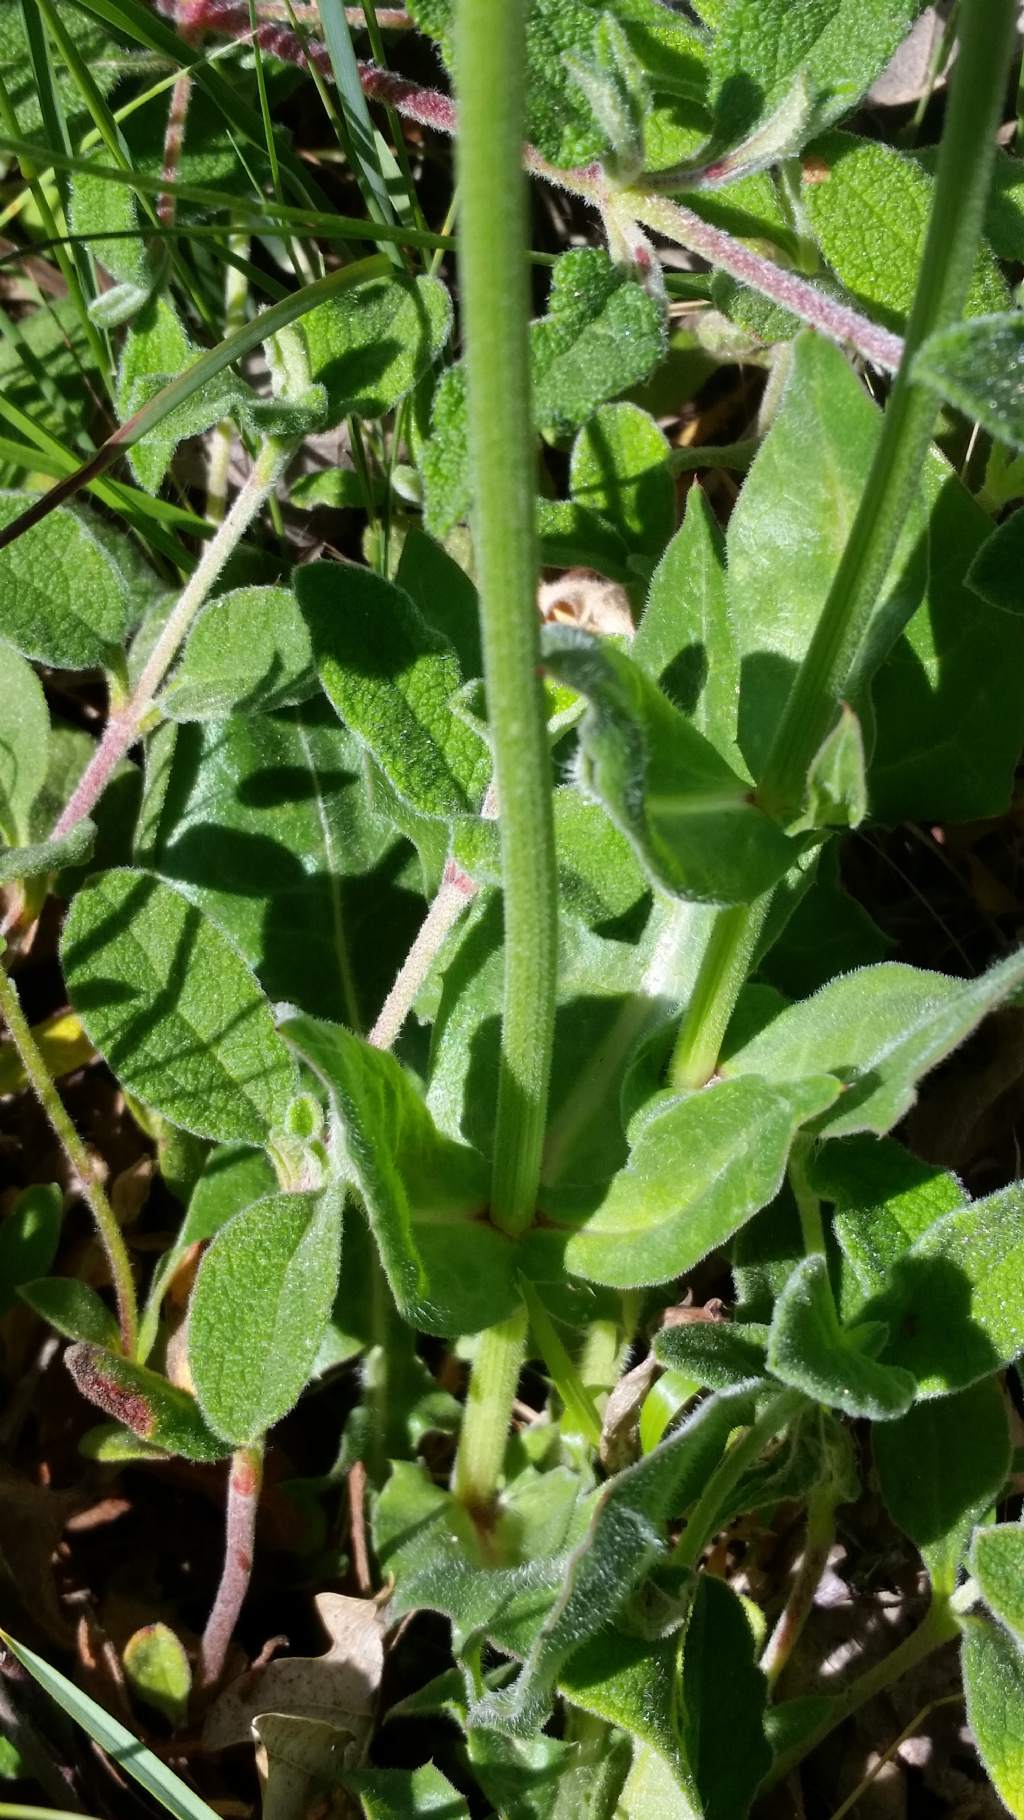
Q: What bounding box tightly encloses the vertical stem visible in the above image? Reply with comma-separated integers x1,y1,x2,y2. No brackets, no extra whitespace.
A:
0,951,137,1357
757,0,1018,821
671,1388,804,1571
760,1482,838,1688
790,1133,826,1256
199,1442,264,1690
670,896,769,1091
456,0,557,1238
51,437,292,840
452,1307,528,1515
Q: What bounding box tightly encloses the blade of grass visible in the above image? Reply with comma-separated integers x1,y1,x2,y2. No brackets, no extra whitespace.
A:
0,1630,219,1820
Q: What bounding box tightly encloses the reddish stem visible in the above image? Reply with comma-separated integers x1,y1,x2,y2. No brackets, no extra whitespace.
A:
199,1442,264,1690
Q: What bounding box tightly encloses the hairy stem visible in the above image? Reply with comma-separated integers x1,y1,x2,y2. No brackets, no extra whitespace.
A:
765,1594,960,1788
368,859,477,1050
757,0,1018,820
672,1388,804,1572
456,0,557,1236
452,1307,528,1515
670,896,770,1091
0,949,137,1356
760,1482,838,1689
199,1441,264,1689
51,437,292,840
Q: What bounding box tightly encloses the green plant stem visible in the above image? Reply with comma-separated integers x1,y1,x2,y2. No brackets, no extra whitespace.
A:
0,950,137,1357
452,1307,529,1514
790,1133,826,1256
669,0,1015,1092
51,436,294,841
456,0,557,1236
670,896,769,1090
199,1441,265,1689
765,1594,960,1789
672,1388,804,1571
757,0,1018,821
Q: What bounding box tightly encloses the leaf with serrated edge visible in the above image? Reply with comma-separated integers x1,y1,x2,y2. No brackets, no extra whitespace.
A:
62,869,297,1144
549,1073,838,1289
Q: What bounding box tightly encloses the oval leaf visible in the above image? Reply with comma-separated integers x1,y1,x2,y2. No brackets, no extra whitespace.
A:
0,493,131,669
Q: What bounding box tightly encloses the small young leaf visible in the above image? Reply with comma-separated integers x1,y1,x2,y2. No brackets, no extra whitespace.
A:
803,133,1007,331
973,1527,1024,1647
722,949,1024,1140
296,563,490,820
874,1379,1010,1595
962,1615,1024,1819
302,273,452,425
564,13,648,185
0,1184,62,1315
914,312,1024,451
0,643,49,845
122,1623,191,1728
866,1181,1024,1394
188,1185,343,1446
0,494,131,669
543,629,800,906
280,1011,516,1335
569,404,675,571
66,1343,229,1462
555,1073,838,1288
161,586,316,721
654,1319,770,1390
62,869,297,1143
767,1254,916,1419
801,703,867,831
19,1277,121,1349
0,821,97,887
633,484,741,766
343,1764,470,1819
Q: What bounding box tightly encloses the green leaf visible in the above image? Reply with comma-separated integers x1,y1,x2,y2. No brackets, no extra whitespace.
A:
137,703,416,1029
654,1319,769,1390
344,1764,470,1819
710,0,926,149
296,562,490,820
962,1615,1024,1819
0,1627,220,1820
914,312,1024,451
0,821,97,887
967,510,1024,616
66,1344,229,1462
973,1526,1024,1647
396,528,482,680
302,273,452,426
160,587,316,721
674,1573,772,1820
70,166,150,291
19,1277,121,1348
866,1181,1024,1394
543,630,799,905
0,493,132,669
801,703,867,831
874,1380,1010,1597
724,333,923,780
0,1184,62,1316
559,1635,692,1807
0,643,48,846
767,1254,915,1419
188,1185,343,1446
122,1623,191,1728
554,1073,838,1289
633,485,740,767
279,1012,516,1335
421,250,667,537
759,842,893,1001
722,949,1024,1139
62,868,297,1143
569,405,674,575
811,1134,966,1299
803,133,1007,331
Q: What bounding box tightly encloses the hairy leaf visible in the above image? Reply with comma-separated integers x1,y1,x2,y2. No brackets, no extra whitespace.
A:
66,1343,229,1462
188,1185,343,1445
914,312,1024,451
962,1615,1024,1820
655,1319,770,1389
0,643,49,846
161,587,316,721
875,1381,1010,1596
812,1135,966,1298
768,1254,915,1418
973,1527,1024,1647
303,274,452,425
569,404,674,574
634,484,740,766
0,1184,62,1316
62,869,297,1143
0,493,132,669
20,1277,121,1348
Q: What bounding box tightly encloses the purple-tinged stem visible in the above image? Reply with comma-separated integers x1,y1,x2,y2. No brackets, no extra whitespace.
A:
368,859,478,1050
199,1442,264,1690
760,1486,839,1689
51,438,291,841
